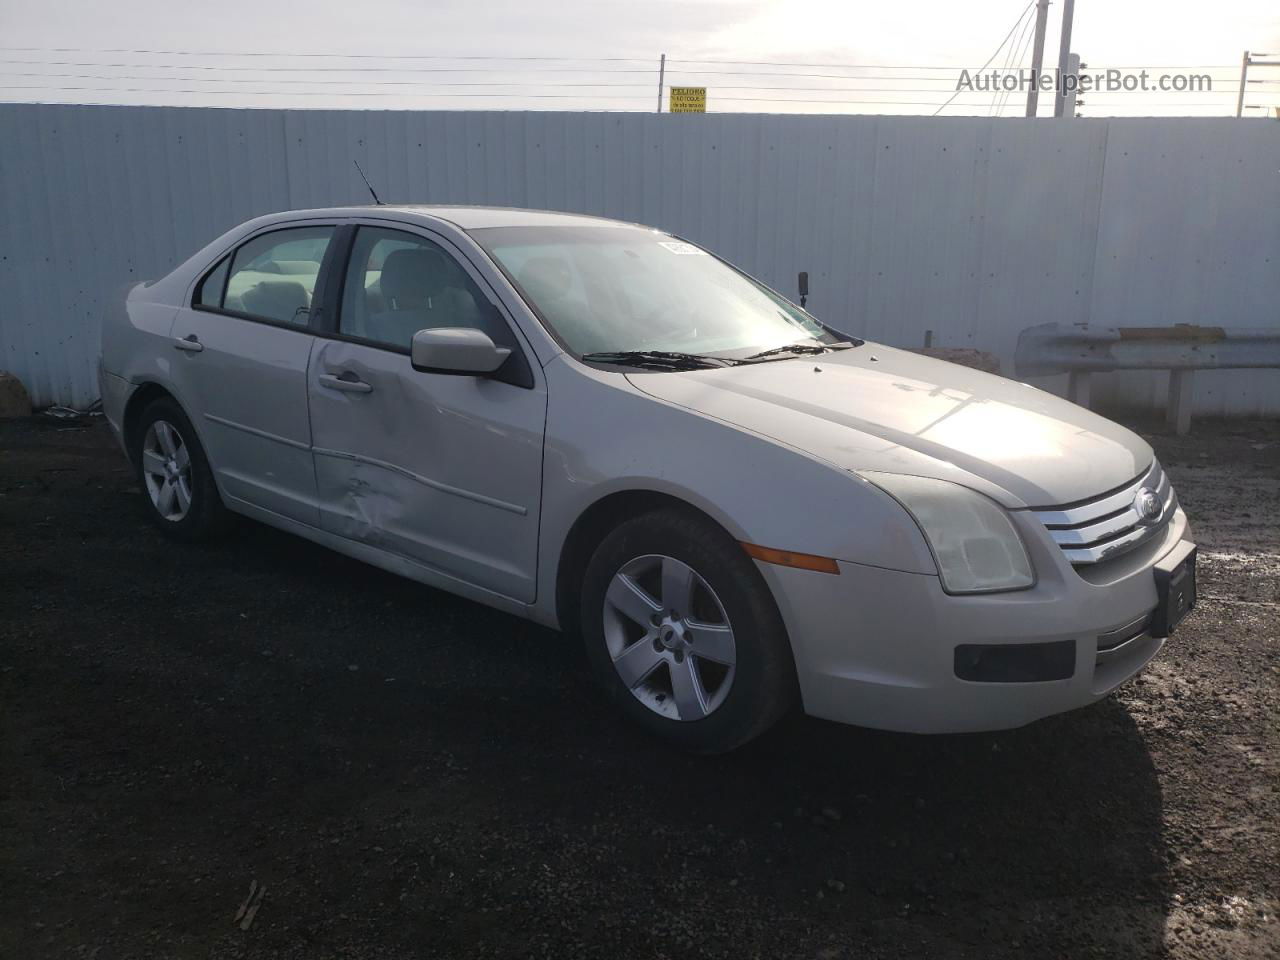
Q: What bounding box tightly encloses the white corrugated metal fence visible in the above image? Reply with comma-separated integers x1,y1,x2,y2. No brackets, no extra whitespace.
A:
1,104,1277,412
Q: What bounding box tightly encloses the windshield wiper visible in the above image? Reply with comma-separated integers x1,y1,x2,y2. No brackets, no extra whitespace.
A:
744,342,829,361
581,350,733,370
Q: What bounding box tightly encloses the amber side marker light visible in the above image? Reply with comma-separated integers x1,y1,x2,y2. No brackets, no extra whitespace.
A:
740,542,841,575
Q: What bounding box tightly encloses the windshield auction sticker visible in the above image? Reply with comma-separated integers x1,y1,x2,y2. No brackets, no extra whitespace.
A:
657,241,708,256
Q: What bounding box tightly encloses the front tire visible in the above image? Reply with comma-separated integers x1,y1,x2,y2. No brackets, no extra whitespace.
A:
130,397,228,541
580,508,797,753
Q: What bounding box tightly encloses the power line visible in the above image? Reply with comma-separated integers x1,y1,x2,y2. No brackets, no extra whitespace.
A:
989,8,1028,114
0,47,1239,71
0,72,657,88
0,59,661,74
993,4,1039,115
0,86,652,99
0,90,1239,114
0,63,1021,84
934,0,1037,116
0,57,1246,79
0,40,1245,116
0,64,1243,96
0,47,658,62
671,58,1239,70
0,72,1048,93
0,82,1239,106
0,85,1020,106
0,59,1019,80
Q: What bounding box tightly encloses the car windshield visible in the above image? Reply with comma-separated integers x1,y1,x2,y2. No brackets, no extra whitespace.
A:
470,225,843,360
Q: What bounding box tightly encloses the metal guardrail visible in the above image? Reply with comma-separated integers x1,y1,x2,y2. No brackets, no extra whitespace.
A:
1014,323,1280,434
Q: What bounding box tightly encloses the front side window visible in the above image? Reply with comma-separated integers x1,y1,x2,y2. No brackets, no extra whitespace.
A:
471,225,836,359
209,226,335,326
338,227,508,350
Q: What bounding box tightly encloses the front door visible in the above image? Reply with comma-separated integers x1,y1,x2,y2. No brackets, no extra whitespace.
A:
307,225,546,603
169,224,337,526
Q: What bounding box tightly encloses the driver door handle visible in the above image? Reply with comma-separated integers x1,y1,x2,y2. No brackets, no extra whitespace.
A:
173,334,203,353
318,372,373,394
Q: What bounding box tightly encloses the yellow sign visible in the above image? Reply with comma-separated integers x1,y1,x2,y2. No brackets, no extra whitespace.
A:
669,86,707,113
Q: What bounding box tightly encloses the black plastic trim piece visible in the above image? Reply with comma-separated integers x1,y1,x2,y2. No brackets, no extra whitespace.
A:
954,640,1076,683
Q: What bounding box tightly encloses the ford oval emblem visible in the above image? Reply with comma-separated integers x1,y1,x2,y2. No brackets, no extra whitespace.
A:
1134,487,1162,525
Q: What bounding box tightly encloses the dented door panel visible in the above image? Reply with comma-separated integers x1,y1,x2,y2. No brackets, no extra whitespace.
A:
307,338,546,603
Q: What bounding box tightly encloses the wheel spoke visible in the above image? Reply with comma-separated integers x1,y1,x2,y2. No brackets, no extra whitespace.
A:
670,655,709,720
606,574,661,627
157,479,178,516
141,449,168,476
660,557,696,614
612,639,665,689
174,477,192,513
174,443,190,470
685,620,735,666
155,421,178,457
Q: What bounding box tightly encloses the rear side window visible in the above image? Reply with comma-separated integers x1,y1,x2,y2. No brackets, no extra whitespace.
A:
194,256,229,308
197,226,335,326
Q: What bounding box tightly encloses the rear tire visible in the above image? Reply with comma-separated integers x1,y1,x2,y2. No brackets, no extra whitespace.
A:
130,397,228,541
580,507,797,753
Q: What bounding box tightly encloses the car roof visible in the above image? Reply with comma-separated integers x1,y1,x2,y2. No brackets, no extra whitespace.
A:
397,205,642,230
267,205,645,232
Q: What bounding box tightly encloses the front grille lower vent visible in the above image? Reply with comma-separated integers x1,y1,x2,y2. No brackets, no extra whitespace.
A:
1033,461,1174,566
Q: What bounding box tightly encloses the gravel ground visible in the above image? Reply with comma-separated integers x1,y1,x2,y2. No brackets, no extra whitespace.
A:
1,415,1277,959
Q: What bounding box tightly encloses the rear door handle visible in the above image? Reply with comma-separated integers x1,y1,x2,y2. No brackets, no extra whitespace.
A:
318,373,373,394
173,334,203,353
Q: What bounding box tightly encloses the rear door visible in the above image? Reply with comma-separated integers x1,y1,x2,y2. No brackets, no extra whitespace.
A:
306,222,547,603
170,223,338,526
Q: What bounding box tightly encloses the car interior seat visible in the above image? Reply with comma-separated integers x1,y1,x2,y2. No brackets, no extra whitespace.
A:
365,247,485,347
239,279,311,325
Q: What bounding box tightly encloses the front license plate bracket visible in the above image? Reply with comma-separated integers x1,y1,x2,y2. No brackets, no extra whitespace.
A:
1151,541,1197,638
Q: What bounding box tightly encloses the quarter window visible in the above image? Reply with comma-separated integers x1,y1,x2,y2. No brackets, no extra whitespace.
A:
194,256,229,308
339,227,509,350
211,226,335,326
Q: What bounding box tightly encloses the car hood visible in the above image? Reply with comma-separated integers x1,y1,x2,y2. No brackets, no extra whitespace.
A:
625,344,1152,508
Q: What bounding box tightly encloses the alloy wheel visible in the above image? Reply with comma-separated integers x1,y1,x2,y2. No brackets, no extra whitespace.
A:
141,420,193,521
602,554,737,721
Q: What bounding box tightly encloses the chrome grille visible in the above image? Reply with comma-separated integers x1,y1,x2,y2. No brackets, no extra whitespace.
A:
1032,460,1174,566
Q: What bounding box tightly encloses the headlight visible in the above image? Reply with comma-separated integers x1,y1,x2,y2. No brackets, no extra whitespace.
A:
862,473,1034,594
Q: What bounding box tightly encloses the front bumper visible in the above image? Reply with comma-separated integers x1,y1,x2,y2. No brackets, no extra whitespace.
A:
759,506,1193,734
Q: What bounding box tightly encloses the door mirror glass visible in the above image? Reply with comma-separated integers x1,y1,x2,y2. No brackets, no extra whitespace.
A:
411,327,511,376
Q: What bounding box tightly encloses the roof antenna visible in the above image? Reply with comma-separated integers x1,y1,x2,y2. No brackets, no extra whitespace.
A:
353,160,384,205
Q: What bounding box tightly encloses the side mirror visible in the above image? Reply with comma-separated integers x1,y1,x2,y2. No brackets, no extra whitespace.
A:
411,327,511,376
798,271,809,308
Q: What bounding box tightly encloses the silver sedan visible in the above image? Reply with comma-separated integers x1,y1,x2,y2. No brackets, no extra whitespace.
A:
100,206,1197,752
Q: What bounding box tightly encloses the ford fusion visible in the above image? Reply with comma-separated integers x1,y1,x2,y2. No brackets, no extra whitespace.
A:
99,206,1197,752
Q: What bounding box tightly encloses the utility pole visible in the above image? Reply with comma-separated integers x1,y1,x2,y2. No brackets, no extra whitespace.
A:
1025,0,1051,117
657,53,666,113
1053,0,1076,118
1062,53,1081,117
1236,50,1250,116
1236,52,1280,116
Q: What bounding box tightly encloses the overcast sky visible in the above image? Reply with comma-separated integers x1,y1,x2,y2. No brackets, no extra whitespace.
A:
0,0,1276,115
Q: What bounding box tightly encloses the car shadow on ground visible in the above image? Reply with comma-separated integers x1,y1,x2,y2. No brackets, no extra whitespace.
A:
3,433,1172,957
124,517,1172,956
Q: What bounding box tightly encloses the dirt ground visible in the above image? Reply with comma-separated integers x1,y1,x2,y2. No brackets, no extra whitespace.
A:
1,414,1277,959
